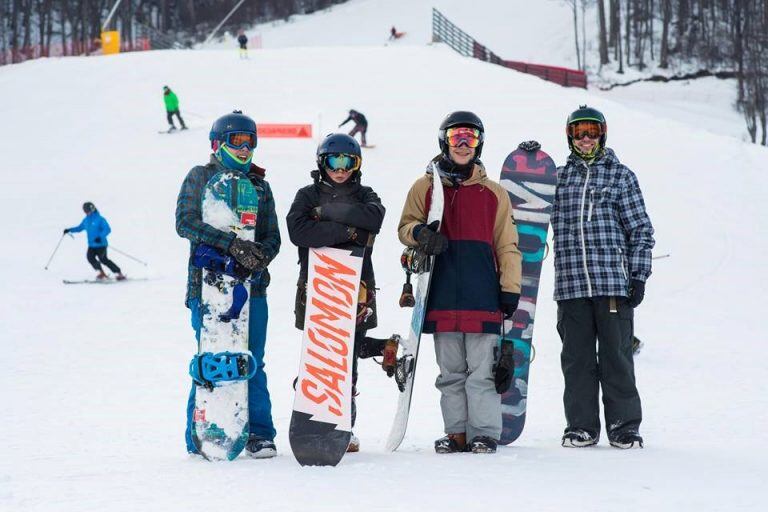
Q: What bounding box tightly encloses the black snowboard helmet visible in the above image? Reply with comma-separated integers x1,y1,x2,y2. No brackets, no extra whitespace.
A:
316,133,362,173
566,105,607,158
82,202,96,214
438,111,485,161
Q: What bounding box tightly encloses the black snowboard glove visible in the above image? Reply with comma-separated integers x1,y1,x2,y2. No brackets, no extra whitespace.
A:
229,238,267,272
415,220,448,255
94,237,103,244
493,342,515,394
347,226,371,246
627,279,645,308
500,292,520,319
63,228,70,234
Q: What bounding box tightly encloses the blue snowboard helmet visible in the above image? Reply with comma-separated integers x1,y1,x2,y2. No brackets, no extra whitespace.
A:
210,110,257,172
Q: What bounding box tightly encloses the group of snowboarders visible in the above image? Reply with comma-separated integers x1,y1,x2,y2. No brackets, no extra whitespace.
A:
62,102,652,460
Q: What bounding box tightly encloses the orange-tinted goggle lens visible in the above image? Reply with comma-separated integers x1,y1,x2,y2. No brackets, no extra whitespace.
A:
569,121,603,140
446,127,482,148
226,132,257,149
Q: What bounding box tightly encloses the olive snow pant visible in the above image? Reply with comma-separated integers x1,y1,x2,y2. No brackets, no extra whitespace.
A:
433,332,501,441
557,297,641,439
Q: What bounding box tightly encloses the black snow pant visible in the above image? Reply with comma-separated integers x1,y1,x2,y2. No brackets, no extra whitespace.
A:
557,297,641,439
166,109,187,129
348,123,367,146
86,247,121,274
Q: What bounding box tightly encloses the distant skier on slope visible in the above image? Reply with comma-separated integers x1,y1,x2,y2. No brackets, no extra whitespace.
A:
286,133,398,453
237,30,249,59
553,105,655,450
339,109,370,147
63,202,126,281
176,110,281,458
397,112,522,454
163,85,187,132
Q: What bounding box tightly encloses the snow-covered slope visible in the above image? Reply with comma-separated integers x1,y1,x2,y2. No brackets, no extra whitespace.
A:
1,37,766,512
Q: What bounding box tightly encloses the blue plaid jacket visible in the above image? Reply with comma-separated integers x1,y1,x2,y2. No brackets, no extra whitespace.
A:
175,155,281,306
552,148,654,301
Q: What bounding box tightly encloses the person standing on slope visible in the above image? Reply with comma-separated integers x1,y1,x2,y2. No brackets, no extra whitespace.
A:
398,111,522,454
339,109,369,147
64,202,126,281
553,105,655,450
286,133,396,453
163,85,187,132
237,30,249,59
176,111,281,458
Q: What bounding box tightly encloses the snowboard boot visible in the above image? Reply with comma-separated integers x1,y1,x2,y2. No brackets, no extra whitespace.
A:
245,435,277,458
561,429,599,448
115,273,127,281
469,436,498,454
434,433,467,454
168,125,177,132
347,433,360,453
609,430,643,449
96,271,108,280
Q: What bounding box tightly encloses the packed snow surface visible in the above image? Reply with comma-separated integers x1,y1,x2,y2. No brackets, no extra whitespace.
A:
1,6,767,512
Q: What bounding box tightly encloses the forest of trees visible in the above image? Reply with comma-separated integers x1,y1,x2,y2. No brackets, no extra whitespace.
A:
0,1,347,62
568,0,768,144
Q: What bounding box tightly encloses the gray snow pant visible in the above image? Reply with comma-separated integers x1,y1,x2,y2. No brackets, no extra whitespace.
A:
557,297,641,439
433,332,501,441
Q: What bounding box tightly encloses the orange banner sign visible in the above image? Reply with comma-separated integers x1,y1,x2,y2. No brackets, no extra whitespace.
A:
257,123,313,138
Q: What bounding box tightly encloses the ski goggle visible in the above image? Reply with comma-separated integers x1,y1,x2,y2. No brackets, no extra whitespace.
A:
568,121,604,140
445,127,482,148
321,153,362,173
224,131,257,150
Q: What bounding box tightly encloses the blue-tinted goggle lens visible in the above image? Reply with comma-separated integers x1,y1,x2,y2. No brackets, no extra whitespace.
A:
323,153,361,172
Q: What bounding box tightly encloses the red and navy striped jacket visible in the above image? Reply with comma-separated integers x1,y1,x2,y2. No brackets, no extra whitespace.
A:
398,160,522,334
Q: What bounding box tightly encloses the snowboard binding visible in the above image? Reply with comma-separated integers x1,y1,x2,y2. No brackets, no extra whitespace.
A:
393,354,414,392
399,247,430,308
189,351,257,391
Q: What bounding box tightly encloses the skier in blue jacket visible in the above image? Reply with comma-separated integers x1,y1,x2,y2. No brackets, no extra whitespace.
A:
64,202,125,281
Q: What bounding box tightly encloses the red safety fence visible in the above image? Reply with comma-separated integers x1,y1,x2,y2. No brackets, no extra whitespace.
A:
1,37,151,67
433,8,587,89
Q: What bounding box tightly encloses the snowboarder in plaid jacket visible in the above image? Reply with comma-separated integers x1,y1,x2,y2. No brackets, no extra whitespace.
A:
553,105,655,450
176,111,281,458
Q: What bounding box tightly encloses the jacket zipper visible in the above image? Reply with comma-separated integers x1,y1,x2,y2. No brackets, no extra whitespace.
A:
619,247,628,280
587,189,594,222
578,163,593,297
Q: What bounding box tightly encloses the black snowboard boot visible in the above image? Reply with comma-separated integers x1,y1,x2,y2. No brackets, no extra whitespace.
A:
469,436,497,454
609,430,643,449
245,435,277,458
561,429,599,448
434,433,467,454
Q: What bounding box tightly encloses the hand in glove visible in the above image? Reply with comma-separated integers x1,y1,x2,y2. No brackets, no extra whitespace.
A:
229,238,267,272
500,292,520,319
415,220,448,255
493,342,515,394
627,279,645,308
94,237,103,244
63,228,70,235
347,226,371,247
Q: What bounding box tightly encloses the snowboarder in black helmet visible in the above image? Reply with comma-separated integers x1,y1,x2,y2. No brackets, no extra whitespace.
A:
287,133,398,453
554,105,655,450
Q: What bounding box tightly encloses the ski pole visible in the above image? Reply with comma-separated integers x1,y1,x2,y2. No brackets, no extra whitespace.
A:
652,253,671,260
109,246,148,267
44,233,69,270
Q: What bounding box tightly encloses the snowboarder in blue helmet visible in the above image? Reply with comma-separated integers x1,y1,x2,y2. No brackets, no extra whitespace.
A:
554,105,655,450
176,110,281,458
63,202,126,281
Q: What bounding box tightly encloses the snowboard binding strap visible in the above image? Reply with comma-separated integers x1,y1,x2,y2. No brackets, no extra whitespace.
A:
189,351,257,391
